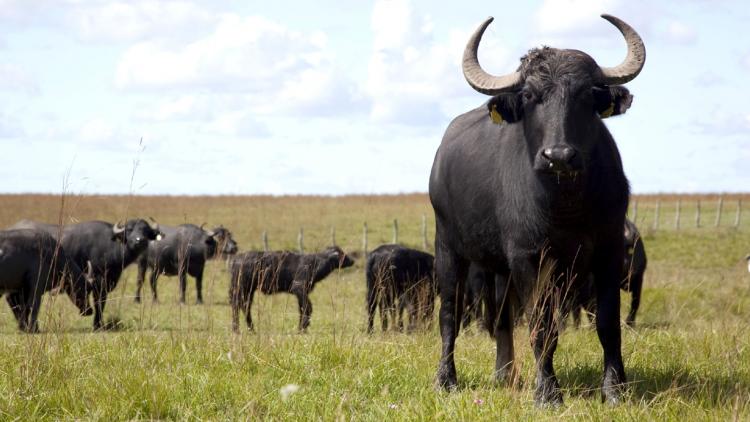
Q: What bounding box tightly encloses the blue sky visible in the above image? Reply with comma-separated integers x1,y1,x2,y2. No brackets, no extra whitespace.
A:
1,0,748,195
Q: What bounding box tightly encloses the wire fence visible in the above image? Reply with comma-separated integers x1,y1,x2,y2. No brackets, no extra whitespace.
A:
629,197,743,231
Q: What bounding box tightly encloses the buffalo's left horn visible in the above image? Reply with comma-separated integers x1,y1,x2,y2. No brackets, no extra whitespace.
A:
598,14,646,85
112,221,126,234
462,16,522,95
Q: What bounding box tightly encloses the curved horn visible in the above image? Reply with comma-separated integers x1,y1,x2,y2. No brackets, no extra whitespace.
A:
112,221,126,234
147,217,159,231
462,17,522,95
599,14,646,85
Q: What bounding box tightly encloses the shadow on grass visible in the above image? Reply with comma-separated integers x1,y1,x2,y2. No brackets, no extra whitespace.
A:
559,363,750,405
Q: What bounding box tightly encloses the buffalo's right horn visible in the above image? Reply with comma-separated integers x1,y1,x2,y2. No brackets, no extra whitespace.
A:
462,16,522,95
147,216,160,231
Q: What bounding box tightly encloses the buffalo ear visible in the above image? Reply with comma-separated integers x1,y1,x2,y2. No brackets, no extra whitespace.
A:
486,93,523,124
593,86,633,118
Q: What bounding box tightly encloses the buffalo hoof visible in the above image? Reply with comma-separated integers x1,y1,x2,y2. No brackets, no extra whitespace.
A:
134,297,141,304
494,365,520,387
435,365,458,392
534,377,563,408
601,369,626,405
196,298,204,305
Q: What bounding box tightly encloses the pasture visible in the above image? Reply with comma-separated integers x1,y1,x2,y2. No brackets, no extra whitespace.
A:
0,193,749,420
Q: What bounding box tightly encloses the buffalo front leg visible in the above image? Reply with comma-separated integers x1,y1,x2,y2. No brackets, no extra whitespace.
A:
134,265,145,303
149,270,160,303
594,249,627,404
494,272,517,385
295,289,312,332
92,286,108,331
434,238,468,391
529,300,562,406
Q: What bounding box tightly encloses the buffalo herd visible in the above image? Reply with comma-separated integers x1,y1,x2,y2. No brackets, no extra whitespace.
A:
0,12,669,408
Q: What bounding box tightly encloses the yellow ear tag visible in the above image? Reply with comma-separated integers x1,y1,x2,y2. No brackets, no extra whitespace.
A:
490,104,504,124
600,102,615,118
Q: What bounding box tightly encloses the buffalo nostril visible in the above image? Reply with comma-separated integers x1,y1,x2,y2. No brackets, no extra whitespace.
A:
542,146,576,165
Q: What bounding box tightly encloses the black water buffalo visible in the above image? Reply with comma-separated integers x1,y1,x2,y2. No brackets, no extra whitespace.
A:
14,219,163,330
0,229,92,332
229,246,354,332
429,15,645,405
365,244,436,333
572,219,648,327
135,224,238,304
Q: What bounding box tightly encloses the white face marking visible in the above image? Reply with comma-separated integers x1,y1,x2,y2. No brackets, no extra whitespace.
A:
156,234,163,241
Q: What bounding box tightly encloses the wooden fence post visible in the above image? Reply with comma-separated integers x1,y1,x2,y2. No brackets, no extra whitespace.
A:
715,197,723,227
392,219,399,244
330,226,336,246
421,214,428,250
675,199,681,230
735,200,742,228
298,227,304,253
695,200,701,228
653,199,660,230
262,231,269,252
363,222,368,255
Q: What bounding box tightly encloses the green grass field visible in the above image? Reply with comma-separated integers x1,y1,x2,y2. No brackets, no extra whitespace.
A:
0,194,749,420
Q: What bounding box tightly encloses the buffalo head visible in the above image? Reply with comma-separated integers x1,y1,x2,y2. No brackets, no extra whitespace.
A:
463,14,645,178
326,246,354,269
112,218,163,252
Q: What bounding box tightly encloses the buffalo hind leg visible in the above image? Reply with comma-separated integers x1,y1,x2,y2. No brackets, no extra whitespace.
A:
178,271,188,304
625,273,643,327
434,237,468,391
7,293,28,331
195,270,204,305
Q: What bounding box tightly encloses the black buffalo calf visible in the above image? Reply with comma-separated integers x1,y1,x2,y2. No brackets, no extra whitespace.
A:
229,246,354,332
365,244,436,333
135,224,238,304
572,219,648,327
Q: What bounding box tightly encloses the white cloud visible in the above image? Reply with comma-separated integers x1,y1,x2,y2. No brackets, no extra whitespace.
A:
663,20,697,45
741,53,750,71
0,112,23,138
535,0,621,35
65,1,217,43
114,13,360,119
365,0,512,125
0,63,39,94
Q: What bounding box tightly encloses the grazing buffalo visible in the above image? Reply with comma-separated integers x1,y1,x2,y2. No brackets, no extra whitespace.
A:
0,229,92,332
365,244,436,333
429,15,645,405
135,224,238,304
13,219,163,330
572,219,648,327
229,246,354,332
